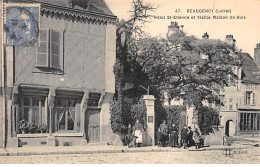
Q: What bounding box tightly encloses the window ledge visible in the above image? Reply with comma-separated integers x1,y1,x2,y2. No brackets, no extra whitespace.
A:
17,133,84,138
53,133,83,137
33,66,64,75
17,133,49,138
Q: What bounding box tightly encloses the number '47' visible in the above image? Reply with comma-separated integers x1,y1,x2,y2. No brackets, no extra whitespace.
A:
175,9,181,13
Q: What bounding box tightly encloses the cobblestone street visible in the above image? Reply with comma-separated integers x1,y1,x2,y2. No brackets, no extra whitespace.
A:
0,147,259,164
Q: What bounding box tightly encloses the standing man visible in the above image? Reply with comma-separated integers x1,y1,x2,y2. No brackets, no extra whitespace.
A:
169,123,178,147
187,126,194,147
157,120,168,147
181,125,188,149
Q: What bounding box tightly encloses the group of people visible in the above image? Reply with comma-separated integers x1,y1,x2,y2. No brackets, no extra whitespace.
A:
156,120,204,149
125,119,144,148
180,125,202,149
124,119,204,149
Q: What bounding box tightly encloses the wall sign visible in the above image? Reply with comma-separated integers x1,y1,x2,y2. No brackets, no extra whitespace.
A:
148,116,153,123
192,116,198,124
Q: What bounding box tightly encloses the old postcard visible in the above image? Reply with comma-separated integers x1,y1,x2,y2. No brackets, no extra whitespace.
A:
0,0,259,164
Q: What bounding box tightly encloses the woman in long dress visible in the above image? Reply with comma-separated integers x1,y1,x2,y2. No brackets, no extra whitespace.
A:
133,119,143,147
194,128,200,150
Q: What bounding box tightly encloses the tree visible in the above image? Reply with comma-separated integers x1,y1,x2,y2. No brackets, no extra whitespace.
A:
111,1,241,137
110,0,156,135
197,106,220,135
135,32,241,108
134,32,241,133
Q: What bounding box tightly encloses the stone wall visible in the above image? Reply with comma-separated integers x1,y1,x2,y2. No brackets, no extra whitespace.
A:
14,15,107,91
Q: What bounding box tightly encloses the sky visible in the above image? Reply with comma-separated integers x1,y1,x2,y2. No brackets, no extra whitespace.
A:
105,0,260,57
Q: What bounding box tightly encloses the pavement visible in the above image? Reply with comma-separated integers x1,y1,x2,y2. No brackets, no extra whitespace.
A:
0,142,258,157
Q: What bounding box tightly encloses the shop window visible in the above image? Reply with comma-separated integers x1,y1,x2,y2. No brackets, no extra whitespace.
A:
240,113,260,131
19,97,45,123
56,98,81,132
19,97,46,133
36,29,63,70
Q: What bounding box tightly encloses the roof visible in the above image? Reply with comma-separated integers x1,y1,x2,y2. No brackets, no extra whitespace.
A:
240,53,260,84
8,0,115,16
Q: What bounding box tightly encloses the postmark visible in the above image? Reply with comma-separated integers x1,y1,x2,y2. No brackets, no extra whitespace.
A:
4,3,40,46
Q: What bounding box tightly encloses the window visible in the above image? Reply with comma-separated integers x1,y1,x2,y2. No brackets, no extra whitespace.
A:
229,105,233,110
244,91,251,105
19,97,46,124
244,91,255,105
219,95,224,105
36,29,63,69
229,98,232,102
240,113,260,131
56,98,81,132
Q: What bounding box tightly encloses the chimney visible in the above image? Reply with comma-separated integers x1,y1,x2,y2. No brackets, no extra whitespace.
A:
254,43,260,67
167,21,181,37
225,34,236,46
202,32,209,39
71,0,90,9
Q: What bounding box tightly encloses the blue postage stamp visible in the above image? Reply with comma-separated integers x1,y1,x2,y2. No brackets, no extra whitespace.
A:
5,4,40,46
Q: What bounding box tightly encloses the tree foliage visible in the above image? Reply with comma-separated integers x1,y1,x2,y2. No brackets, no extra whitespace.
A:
110,0,155,135
135,32,241,108
197,106,220,135
110,0,242,137
131,32,241,134
130,98,147,130
164,105,185,126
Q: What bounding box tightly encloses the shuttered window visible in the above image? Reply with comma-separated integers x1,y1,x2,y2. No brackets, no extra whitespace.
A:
36,29,63,69
36,30,48,67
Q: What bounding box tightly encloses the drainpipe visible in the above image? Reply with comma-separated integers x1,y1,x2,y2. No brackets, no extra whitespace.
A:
1,0,6,148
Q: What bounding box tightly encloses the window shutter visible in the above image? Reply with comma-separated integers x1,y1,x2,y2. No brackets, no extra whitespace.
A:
244,92,246,105
50,30,60,69
36,30,48,67
252,92,255,105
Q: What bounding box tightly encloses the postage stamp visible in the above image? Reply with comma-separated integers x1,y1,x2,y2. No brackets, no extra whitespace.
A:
4,3,40,46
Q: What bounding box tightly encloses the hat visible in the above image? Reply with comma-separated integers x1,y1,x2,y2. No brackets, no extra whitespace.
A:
188,126,191,129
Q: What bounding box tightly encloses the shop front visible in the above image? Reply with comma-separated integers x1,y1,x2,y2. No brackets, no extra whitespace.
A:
237,109,260,135
11,85,104,147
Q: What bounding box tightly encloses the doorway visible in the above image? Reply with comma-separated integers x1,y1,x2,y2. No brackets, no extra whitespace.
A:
86,109,100,142
225,120,235,136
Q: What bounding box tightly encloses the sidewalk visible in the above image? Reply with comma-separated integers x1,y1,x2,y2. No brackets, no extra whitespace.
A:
0,143,257,156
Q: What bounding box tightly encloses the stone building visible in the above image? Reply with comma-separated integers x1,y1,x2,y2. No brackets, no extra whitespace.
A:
219,44,260,137
188,35,260,144
0,0,117,148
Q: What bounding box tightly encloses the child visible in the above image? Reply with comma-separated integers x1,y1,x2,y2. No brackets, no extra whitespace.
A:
194,128,200,150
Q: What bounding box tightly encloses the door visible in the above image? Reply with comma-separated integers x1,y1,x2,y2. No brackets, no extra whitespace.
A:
225,121,230,136
225,120,235,136
86,109,100,142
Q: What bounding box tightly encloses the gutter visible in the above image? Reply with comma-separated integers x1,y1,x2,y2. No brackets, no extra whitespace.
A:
1,0,6,148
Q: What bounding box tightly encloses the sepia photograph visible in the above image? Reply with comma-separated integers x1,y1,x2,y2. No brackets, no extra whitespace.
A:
0,0,259,164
